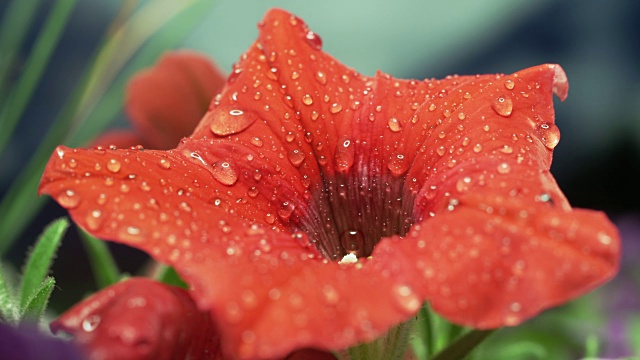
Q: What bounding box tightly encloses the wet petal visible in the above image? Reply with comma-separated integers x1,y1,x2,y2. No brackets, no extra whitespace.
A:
92,130,145,149
127,51,226,149
39,8,620,360
50,278,220,360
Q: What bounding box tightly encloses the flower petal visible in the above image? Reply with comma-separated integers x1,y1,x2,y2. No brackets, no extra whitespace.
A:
127,51,226,149
402,64,620,327
50,278,220,360
39,145,423,358
92,130,146,149
39,7,620,360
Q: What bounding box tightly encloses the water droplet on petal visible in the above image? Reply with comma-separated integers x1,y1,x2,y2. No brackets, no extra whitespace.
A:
288,149,305,167
539,123,560,150
212,161,238,186
85,209,103,231
277,201,295,221
82,315,101,332
387,154,409,176
209,107,258,136
302,94,313,105
158,159,171,169
497,162,511,174
250,137,263,148
335,138,354,172
58,189,81,209
305,31,323,50
392,285,421,314
473,144,483,153
340,229,364,255
491,96,513,117
388,118,402,132
329,103,343,114
107,159,121,173
504,79,515,90
315,71,327,85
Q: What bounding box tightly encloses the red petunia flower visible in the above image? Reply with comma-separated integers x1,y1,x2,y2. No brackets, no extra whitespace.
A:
93,51,226,150
39,8,620,360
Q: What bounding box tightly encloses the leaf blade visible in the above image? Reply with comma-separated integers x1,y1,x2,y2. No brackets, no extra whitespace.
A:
19,218,68,308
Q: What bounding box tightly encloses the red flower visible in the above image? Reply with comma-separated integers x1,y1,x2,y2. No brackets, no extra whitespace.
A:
93,51,226,150
39,8,620,360
50,278,221,360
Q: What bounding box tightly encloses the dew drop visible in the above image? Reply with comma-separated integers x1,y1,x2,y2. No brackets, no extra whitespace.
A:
57,189,81,209
473,144,483,153
82,315,101,332
329,103,343,114
278,201,295,221
288,149,305,167
497,162,511,174
539,123,560,150
250,137,263,148
302,94,313,105
491,96,513,117
428,103,436,112
305,31,323,50
457,112,466,120
436,146,446,157
392,285,421,314
107,159,121,173
209,107,258,136
388,117,402,132
85,209,103,231
335,138,354,172
212,161,238,186
387,154,409,176
504,79,515,90
314,71,327,85
499,145,514,154
340,230,364,256
158,159,171,169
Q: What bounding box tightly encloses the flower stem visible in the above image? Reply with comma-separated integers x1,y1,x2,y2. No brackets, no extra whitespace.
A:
429,329,495,360
341,320,414,360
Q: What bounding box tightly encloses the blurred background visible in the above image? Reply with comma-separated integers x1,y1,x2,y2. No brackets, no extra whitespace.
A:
0,0,638,358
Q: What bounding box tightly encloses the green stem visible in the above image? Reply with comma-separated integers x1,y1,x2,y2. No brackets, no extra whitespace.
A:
430,329,495,360
79,229,121,289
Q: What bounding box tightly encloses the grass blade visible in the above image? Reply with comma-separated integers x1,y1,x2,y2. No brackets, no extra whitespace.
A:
0,264,18,324
19,218,68,308
0,0,41,95
20,276,55,321
79,229,120,289
0,0,78,154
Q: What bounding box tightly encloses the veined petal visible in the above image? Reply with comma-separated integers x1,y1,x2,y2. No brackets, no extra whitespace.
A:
39,7,620,360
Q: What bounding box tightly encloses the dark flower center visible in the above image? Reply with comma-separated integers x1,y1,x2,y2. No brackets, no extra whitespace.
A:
289,163,417,261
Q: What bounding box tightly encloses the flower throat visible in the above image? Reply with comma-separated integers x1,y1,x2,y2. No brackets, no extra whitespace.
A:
287,166,417,261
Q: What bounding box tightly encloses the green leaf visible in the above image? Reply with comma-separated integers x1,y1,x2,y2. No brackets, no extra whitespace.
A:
0,0,41,96
157,266,188,289
19,218,68,308
430,329,495,360
0,264,19,324
20,276,55,321
79,229,120,289
0,0,78,154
